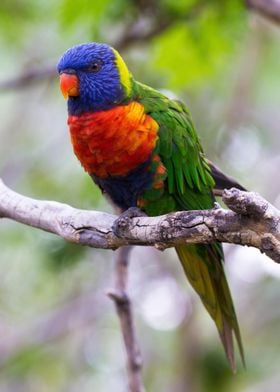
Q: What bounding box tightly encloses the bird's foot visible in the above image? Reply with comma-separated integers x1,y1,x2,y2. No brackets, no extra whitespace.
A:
113,207,147,238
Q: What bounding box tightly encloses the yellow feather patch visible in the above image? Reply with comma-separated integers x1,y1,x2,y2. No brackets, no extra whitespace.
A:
112,48,132,96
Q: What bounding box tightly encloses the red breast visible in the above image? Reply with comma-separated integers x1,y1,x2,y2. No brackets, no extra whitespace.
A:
68,101,159,178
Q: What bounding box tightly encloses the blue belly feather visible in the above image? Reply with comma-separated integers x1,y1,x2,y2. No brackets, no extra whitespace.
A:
91,159,154,210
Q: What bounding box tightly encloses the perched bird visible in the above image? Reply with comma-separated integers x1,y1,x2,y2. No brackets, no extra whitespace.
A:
57,42,244,370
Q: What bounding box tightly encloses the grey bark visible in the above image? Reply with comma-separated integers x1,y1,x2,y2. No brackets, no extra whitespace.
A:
0,179,279,262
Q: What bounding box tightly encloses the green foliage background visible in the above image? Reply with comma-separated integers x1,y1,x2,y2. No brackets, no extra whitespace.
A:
0,1,280,391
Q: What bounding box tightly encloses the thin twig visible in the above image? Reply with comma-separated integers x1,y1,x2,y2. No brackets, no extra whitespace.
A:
0,66,56,91
108,246,144,392
246,0,280,24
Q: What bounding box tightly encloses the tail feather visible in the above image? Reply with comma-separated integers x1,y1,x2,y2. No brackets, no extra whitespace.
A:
176,243,245,371
219,320,235,371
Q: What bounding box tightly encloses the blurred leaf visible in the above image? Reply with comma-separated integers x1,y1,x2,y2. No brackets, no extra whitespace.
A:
44,238,87,272
152,2,245,88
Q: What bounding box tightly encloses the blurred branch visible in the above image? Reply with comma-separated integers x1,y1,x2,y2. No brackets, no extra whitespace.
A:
0,179,279,261
0,289,100,365
115,1,204,51
4,1,280,93
108,247,143,392
0,1,205,92
0,66,56,91
246,0,280,24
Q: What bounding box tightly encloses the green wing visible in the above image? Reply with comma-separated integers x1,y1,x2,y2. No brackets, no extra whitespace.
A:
133,81,215,212
134,81,245,370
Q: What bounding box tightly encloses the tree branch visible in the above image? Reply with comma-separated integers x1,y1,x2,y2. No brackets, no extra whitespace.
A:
108,247,144,392
0,179,279,261
246,0,280,24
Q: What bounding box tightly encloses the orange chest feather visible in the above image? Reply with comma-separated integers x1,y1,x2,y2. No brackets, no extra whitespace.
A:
68,101,159,178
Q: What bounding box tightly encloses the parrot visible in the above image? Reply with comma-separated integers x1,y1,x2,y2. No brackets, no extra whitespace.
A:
57,42,245,370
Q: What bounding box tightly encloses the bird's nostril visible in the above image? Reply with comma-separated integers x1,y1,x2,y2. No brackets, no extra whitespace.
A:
60,68,76,75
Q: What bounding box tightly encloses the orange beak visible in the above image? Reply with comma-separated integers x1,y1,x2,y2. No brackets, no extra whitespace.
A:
59,73,79,99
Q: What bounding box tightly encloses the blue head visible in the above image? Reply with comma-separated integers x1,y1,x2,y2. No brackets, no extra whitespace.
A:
57,42,132,115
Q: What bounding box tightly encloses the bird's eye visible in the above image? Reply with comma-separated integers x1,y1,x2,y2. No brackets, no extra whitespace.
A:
87,60,102,73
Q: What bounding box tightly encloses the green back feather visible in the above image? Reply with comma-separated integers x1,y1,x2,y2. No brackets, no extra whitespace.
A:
132,80,245,370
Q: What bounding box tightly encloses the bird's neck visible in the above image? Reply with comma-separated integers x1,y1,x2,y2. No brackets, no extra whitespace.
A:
67,94,130,116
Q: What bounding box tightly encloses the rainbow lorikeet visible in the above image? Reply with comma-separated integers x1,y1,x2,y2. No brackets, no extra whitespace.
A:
57,42,244,370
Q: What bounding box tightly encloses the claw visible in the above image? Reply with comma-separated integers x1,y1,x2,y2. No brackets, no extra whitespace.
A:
112,207,147,237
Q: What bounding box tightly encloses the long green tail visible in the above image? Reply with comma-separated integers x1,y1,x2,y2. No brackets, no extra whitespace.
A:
176,243,245,371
